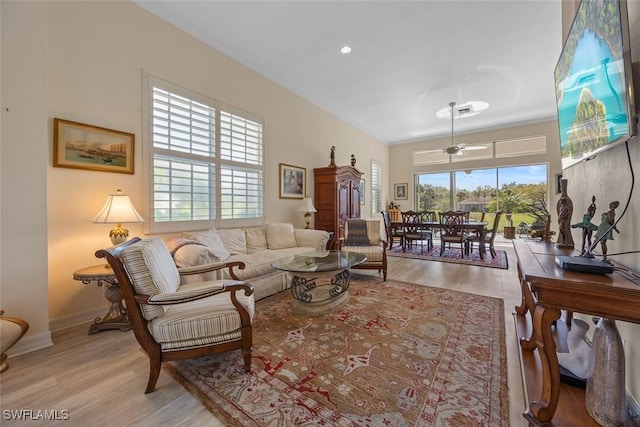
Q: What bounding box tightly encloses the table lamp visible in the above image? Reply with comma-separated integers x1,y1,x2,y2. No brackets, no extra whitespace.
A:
92,189,144,245
297,197,317,229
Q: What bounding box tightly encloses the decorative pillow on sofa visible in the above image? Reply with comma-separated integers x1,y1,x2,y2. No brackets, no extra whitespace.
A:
266,223,297,249
245,227,269,253
182,229,231,260
217,229,247,254
173,244,223,268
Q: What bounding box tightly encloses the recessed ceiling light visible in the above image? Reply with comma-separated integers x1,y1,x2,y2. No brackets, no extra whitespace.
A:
436,100,490,119
340,46,352,54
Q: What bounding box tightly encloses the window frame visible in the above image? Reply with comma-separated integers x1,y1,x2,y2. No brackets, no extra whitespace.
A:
143,74,265,234
370,160,383,217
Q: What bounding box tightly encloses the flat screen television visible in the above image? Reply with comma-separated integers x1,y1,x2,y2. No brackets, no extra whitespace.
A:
554,0,637,169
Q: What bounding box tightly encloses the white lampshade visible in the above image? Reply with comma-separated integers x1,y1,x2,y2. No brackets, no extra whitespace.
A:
297,197,316,229
297,197,317,213
93,189,144,245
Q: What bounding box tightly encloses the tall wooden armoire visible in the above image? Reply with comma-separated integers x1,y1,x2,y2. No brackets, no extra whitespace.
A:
314,165,362,248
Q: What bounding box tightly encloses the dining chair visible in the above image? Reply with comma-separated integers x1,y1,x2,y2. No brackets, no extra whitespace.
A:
468,211,503,258
401,210,432,254
381,210,404,250
420,210,436,248
467,211,486,241
438,211,470,258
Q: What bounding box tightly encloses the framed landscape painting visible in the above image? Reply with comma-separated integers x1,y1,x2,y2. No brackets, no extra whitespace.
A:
53,118,135,174
279,163,305,199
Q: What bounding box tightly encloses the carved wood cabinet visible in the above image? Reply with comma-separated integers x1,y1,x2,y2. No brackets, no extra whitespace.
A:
314,165,362,248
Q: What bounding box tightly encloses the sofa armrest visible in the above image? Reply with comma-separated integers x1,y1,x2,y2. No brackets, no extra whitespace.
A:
294,229,331,250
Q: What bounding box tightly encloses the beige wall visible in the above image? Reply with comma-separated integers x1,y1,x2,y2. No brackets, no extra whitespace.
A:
388,119,563,211
1,1,53,352
2,1,387,337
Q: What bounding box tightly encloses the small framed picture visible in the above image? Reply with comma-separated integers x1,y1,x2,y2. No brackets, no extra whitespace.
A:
53,118,135,174
394,183,408,200
359,178,365,205
279,163,306,199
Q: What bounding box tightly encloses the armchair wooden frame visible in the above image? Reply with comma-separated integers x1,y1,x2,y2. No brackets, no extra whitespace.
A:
338,219,388,281
96,238,254,394
0,309,29,373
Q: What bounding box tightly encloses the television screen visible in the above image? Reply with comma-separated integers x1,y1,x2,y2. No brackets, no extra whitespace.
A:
554,0,636,169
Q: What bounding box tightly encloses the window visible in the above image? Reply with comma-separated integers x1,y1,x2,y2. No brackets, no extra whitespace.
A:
370,160,383,216
415,165,548,227
413,135,548,166
147,76,263,233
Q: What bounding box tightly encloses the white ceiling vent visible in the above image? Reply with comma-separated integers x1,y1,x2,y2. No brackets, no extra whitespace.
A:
456,105,474,115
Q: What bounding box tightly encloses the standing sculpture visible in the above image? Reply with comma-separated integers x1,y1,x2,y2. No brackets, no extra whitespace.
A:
571,195,598,256
329,146,336,166
594,200,620,263
556,178,574,248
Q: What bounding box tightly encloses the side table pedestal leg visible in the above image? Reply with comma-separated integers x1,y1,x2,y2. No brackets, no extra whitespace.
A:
89,281,131,335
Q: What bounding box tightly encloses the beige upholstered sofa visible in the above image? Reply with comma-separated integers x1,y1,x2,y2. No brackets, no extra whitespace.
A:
167,223,331,301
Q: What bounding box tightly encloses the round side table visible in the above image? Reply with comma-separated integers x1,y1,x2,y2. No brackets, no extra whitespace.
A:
73,264,131,335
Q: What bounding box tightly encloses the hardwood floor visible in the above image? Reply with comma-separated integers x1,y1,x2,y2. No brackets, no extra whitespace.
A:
0,243,526,426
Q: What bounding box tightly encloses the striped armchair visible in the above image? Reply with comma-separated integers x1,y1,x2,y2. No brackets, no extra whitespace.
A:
96,237,254,394
338,219,388,281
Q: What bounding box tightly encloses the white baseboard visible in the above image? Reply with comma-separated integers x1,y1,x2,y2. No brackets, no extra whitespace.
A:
7,331,53,357
49,306,104,333
6,307,105,357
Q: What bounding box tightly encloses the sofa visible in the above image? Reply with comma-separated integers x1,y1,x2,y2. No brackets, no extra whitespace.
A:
166,223,331,301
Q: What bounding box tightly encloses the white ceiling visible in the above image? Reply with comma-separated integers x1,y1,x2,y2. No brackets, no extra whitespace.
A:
135,0,563,145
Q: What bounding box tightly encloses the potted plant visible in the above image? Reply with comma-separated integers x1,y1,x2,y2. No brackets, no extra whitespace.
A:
499,188,521,239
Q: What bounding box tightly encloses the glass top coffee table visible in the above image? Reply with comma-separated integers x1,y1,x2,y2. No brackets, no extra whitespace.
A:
272,250,367,316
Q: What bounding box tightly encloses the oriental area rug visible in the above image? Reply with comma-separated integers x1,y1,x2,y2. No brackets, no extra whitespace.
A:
387,245,509,270
164,275,509,426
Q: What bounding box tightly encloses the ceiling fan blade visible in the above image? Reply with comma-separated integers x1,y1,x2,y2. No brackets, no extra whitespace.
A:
455,150,465,156
462,145,488,151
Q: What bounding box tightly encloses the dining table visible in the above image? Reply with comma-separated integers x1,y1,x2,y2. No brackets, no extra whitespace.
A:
390,220,488,259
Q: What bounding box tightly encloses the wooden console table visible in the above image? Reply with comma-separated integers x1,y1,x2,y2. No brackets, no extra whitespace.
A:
513,240,640,426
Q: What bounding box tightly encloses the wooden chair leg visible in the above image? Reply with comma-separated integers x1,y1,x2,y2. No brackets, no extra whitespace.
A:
145,356,162,394
242,347,252,372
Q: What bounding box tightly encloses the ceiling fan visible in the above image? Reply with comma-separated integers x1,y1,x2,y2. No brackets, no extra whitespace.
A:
429,101,488,156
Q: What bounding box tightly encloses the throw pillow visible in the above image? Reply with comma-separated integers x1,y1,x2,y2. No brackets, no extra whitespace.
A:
187,229,231,260
173,245,222,268
245,227,269,253
344,220,370,246
266,223,297,249
217,229,247,254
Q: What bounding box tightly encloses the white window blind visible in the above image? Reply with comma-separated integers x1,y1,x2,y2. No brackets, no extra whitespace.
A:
371,160,383,216
147,76,264,233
